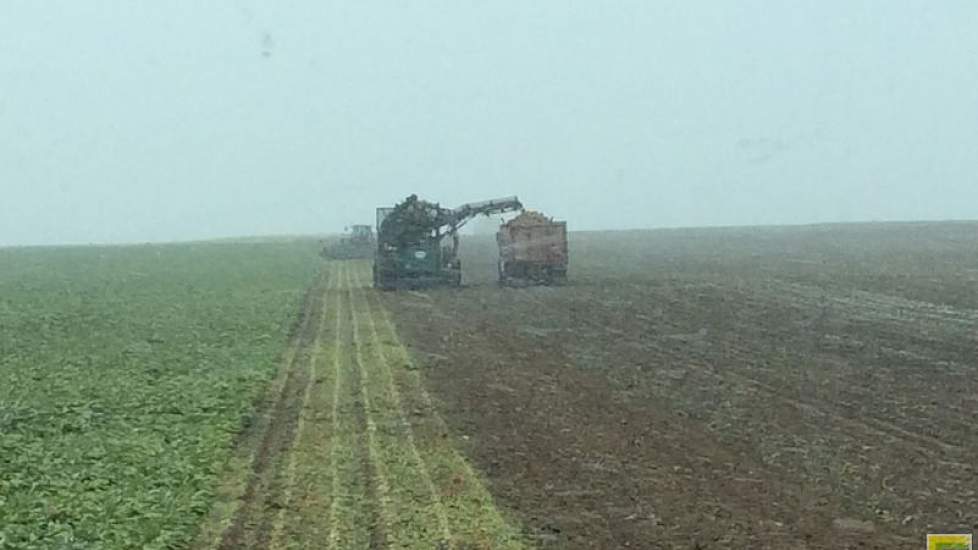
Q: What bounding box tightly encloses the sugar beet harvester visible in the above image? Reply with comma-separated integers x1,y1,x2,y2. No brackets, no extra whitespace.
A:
373,195,523,290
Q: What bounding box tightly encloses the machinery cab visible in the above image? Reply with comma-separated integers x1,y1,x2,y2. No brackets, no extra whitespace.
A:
349,224,373,243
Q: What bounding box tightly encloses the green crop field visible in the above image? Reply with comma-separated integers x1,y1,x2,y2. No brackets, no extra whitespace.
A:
0,240,320,549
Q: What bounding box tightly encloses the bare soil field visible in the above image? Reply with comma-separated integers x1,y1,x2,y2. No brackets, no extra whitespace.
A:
381,222,978,549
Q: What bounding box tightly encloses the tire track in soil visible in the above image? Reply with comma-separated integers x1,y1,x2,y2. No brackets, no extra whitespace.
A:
268,264,339,549
205,261,524,549
323,264,350,549
315,262,381,549
345,264,391,549
350,261,527,549
190,277,321,550
217,269,329,550
358,274,527,548
347,265,454,547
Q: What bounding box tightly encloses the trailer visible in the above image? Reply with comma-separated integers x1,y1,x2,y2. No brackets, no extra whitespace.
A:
497,211,568,286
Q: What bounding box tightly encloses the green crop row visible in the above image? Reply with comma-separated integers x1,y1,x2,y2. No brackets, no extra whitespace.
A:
0,240,320,549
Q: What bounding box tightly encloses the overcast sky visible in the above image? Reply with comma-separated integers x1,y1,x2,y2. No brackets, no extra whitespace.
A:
2,1,977,245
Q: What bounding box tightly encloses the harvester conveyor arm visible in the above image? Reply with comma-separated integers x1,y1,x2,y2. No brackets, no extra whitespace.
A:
446,196,523,232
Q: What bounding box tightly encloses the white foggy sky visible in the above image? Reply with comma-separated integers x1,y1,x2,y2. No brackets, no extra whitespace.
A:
2,1,977,245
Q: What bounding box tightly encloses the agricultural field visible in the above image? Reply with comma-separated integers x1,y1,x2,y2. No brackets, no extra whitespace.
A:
2,222,977,549
0,240,320,548
383,222,978,549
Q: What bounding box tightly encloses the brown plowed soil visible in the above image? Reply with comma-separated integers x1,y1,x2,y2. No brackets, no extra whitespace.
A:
381,223,978,549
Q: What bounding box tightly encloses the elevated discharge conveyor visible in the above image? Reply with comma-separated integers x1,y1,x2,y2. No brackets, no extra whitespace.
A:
447,196,524,232
443,196,524,256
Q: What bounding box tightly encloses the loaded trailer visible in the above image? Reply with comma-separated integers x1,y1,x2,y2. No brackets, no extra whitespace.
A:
497,211,568,286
